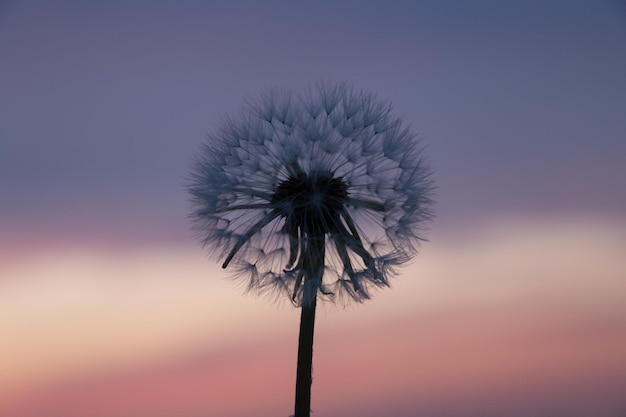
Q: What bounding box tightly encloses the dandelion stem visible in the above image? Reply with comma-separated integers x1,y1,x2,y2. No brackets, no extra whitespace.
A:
294,291,316,417
294,233,324,417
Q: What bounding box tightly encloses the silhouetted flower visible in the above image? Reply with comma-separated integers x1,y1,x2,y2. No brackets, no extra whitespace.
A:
189,83,434,307
189,82,435,417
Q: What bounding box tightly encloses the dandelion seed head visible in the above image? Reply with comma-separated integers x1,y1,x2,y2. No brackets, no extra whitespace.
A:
188,82,435,306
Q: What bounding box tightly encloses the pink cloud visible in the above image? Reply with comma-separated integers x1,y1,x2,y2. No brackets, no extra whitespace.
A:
3,306,625,417
2,217,625,416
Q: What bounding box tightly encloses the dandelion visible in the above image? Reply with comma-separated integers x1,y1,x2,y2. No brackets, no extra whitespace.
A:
188,82,434,417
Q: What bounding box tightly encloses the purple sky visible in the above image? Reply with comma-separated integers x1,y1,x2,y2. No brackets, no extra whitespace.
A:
1,2,626,417
2,0,625,251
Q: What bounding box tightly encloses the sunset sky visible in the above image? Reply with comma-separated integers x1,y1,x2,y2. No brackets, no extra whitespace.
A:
1,1,626,417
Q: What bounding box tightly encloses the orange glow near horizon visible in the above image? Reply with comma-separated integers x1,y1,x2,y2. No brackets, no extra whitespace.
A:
1,216,625,416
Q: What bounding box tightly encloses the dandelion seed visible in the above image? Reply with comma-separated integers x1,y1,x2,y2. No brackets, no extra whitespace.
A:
188,82,434,417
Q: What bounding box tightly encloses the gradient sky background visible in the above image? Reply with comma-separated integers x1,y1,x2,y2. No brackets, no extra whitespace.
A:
1,1,626,416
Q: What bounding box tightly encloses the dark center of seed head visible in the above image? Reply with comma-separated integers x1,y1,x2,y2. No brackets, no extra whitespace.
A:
271,172,348,233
